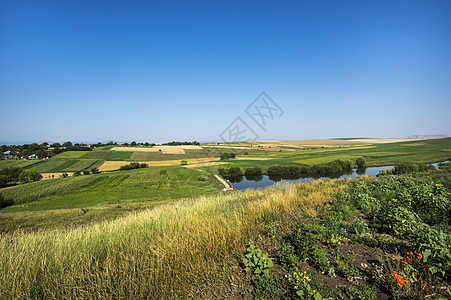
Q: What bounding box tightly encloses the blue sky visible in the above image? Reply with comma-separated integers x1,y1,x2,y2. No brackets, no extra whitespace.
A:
1,0,450,143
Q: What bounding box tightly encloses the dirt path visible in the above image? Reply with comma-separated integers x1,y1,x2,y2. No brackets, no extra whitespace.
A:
194,168,233,191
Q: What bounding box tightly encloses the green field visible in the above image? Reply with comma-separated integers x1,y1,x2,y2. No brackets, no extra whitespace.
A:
62,159,100,171
53,151,88,159
26,159,78,173
201,138,451,173
1,166,219,214
1,138,450,232
0,159,40,169
0,174,449,299
107,151,134,160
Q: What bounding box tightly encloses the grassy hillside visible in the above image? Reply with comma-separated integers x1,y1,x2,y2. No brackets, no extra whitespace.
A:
0,167,221,233
0,174,449,299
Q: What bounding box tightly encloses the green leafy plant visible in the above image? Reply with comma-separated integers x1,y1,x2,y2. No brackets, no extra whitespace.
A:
241,240,273,277
264,222,277,237
310,248,335,276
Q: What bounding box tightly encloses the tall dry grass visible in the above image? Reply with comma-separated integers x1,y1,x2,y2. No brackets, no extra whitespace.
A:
0,179,346,299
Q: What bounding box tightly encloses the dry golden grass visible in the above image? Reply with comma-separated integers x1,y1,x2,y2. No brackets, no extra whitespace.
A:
0,179,345,299
183,161,231,168
180,145,203,150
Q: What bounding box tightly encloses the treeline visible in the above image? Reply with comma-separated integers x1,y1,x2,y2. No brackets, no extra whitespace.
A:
162,141,200,146
218,159,356,180
0,167,42,188
119,162,149,171
1,141,93,159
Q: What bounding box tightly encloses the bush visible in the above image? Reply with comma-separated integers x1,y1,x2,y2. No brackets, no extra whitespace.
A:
0,167,23,186
91,167,100,174
18,170,42,184
356,157,366,169
83,170,90,175
119,162,144,171
394,163,435,174
180,160,187,165
245,167,263,177
218,167,244,178
73,171,81,177
0,193,14,208
220,153,235,160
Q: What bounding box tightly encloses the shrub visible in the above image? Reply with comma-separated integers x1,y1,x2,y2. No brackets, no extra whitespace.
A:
119,162,144,171
356,157,366,169
245,167,263,177
0,192,14,208
73,171,81,177
180,160,187,165
220,153,235,160
91,167,100,174
83,170,90,175
0,167,23,186
18,170,42,184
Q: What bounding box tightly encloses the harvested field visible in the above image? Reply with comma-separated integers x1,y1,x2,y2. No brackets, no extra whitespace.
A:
180,145,203,150
111,146,186,154
183,162,231,168
41,172,75,180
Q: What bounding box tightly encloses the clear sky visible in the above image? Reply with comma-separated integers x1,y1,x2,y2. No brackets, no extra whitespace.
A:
1,0,450,143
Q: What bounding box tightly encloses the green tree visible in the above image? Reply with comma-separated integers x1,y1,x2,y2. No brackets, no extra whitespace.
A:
91,167,100,174
18,170,42,183
36,149,47,159
356,157,366,169
181,160,188,165
62,141,73,148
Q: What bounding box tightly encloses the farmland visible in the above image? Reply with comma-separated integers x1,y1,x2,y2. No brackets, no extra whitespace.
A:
0,173,449,299
0,138,450,299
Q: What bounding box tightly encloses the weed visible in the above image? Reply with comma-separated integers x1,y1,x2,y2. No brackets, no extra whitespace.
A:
241,240,274,277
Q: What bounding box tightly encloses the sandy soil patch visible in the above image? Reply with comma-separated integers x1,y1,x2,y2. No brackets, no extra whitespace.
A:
41,172,75,180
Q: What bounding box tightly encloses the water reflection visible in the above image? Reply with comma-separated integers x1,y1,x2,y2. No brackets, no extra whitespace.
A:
230,166,395,190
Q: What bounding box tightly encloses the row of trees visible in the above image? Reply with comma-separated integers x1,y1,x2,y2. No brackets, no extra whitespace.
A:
119,162,149,171
218,159,365,180
163,141,200,146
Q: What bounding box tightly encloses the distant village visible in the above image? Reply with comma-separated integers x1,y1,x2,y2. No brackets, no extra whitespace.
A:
2,150,39,160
